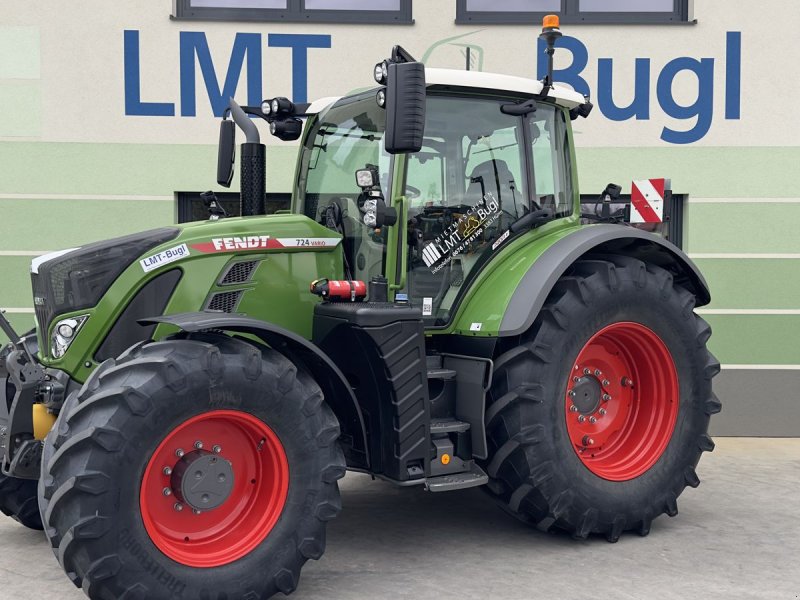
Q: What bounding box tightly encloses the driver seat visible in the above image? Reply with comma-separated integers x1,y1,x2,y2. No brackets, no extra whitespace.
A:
465,159,520,216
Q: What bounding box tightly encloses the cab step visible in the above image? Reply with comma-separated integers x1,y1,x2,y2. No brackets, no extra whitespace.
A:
430,418,471,434
425,464,488,492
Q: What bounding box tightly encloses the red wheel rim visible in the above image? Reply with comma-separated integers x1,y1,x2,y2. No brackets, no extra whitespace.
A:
565,322,679,481
140,410,289,567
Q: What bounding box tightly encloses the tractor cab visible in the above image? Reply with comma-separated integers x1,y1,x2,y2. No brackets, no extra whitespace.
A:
295,68,585,326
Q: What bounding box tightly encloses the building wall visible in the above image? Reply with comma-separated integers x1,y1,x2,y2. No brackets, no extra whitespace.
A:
1,0,798,435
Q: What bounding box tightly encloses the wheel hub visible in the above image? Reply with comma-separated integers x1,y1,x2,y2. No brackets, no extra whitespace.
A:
571,376,602,415
170,450,234,511
140,410,289,568
565,322,679,481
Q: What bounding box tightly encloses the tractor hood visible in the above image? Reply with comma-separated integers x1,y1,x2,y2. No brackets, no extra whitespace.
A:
31,214,343,378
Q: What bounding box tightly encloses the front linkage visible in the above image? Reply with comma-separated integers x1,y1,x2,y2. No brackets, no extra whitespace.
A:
0,311,74,528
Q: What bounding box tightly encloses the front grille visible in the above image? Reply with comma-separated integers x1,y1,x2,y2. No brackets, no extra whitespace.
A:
30,228,179,357
206,290,243,313
219,261,259,285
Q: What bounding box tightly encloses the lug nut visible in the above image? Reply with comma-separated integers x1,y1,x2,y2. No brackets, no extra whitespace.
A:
163,487,172,497
569,405,578,413
589,416,597,424
212,445,222,454
583,368,591,375
174,502,183,512
194,441,203,450
568,390,576,398
578,415,585,423
622,377,634,387
602,379,610,387
193,509,201,515
573,376,579,383
582,435,594,446
594,369,601,376
603,394,611,402
599,408,607,416
163,466,172,476
176,448,184,458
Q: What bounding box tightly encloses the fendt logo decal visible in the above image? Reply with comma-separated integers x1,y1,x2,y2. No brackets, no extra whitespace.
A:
191,235,341,253
423,195,500,274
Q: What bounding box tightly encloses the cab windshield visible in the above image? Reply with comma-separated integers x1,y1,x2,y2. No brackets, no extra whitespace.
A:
297,93,390,282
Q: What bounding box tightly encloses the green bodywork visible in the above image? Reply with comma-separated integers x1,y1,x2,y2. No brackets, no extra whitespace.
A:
36,99,586,380
37,215,343,382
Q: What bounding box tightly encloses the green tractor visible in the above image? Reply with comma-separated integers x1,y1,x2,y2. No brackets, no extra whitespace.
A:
0,18,719,600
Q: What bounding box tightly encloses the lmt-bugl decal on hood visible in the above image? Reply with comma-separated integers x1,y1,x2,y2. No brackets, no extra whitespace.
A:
190,235,341,253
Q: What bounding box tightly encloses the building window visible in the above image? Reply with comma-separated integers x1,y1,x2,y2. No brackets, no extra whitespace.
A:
176,191,291,224
174,0,413,24
456,0,691,25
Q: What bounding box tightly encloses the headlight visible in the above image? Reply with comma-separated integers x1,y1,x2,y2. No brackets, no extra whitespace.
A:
51,315,88,359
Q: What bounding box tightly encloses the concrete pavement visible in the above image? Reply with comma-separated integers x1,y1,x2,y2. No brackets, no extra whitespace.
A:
1,438,798,600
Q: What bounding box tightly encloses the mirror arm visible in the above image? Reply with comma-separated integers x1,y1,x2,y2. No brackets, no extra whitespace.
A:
229,98,260,144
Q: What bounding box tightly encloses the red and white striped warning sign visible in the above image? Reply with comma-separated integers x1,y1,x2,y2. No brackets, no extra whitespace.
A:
630,179,668,224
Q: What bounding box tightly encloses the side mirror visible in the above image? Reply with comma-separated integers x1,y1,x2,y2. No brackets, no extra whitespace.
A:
217,119,235,188
384,61,426,154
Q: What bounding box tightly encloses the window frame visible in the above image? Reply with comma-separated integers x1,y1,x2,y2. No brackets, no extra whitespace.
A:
173,0,413,24
455,0,692,25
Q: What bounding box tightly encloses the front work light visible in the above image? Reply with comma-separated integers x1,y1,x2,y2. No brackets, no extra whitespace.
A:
52,315,88,359
374,61,389,85
269,118,303,141
270,97,294,115
376,89,386,108
355,165,380,189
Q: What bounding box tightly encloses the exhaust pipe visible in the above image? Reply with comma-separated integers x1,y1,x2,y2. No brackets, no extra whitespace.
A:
229,100,266,216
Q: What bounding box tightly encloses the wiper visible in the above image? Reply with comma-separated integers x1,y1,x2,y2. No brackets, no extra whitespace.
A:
510,208,554,234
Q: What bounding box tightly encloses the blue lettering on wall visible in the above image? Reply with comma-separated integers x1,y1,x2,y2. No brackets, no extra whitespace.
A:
656,57,714,145
536,33,742,144
123,30,332,117
180,32,262,117
267,34,332,104
725,31,742,120
597,58,651,121
123,30,175,116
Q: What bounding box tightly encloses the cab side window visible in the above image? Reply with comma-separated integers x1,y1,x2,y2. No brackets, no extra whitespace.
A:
530,107,573,217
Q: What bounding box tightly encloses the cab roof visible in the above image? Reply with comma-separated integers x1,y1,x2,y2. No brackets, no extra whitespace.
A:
306,67,586,115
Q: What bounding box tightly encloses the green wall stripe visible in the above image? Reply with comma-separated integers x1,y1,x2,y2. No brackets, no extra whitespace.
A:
0,313,35,345
0,199,172,250
696,259,800,310
685,203,800,254
703,314,800,365
0,142,796,199
575,146,800,198
0,142,297,196
0,256,35,307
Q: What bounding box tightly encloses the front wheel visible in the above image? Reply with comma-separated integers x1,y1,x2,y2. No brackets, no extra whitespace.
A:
483,257,721,541
40,333,345,599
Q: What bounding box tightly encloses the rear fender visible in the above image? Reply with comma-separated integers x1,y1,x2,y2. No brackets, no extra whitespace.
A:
141,312,370,469
498,225,710,337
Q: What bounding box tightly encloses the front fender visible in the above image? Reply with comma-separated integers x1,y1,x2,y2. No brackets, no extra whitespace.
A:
141,312,370,469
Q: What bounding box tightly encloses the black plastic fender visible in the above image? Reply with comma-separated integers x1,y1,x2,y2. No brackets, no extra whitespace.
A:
499,225,711,337
141,312,370,469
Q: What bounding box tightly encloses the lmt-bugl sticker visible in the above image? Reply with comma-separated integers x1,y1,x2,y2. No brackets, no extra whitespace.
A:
140,243,189,273
422,195,500,274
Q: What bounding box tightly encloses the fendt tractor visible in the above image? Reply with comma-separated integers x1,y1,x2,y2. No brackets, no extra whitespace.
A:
0,16,719,599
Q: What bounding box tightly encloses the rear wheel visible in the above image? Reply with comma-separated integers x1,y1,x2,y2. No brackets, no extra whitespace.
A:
40,333,345,599
483,257,721,541
0,473,43,530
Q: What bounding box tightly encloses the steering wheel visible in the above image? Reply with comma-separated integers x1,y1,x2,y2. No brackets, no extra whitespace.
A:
405,185,421,200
